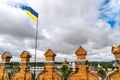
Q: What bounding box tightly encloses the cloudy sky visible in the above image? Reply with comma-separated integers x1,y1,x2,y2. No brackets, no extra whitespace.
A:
0,0,120,62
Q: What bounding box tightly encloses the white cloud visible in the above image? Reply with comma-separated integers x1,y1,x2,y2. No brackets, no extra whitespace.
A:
100,0,120,29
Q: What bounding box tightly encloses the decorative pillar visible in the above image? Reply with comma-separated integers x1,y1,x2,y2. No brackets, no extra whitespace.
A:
11,51,32,80
68,46,99,80
36,49,62,80
0,52,12,80
107,45,120,80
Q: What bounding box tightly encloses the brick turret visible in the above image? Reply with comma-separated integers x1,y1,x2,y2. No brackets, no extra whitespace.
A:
1,52,12,62
44,49,56,72
68,46,99,80
44,49,56,61
37,49,62,80
107,44,120,80
75,46,87,60
11,51,32,80
20,51,31,63
0,52,12,80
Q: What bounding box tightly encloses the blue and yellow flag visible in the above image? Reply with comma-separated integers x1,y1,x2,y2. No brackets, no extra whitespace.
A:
20,5,38,22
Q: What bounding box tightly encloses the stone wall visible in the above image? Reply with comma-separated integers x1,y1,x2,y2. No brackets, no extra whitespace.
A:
0,45,120,80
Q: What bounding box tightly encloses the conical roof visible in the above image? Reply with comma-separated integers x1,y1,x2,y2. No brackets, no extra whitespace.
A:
44,49,56,61
75,46,87,60
112,44,120,59
44,49,56,57
20,51,31,62
1,52,12,62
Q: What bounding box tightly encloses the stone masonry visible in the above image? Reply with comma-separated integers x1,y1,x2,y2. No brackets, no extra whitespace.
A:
0,45,120,80
11,51,32,80
36,49,63,80
68,46,99,80
0,52,12,80
107,45,120,80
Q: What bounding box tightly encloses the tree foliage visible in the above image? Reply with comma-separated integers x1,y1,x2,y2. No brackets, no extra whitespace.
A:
61,65,72,80
97,69,106,77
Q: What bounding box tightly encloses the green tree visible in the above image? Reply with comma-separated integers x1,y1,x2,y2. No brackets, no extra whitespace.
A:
97,69,106,77
61,65,72,80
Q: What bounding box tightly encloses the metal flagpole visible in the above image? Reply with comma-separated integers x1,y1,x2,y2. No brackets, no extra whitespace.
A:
34,15,39,80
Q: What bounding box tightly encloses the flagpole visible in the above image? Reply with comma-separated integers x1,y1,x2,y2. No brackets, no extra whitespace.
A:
34,15,39,80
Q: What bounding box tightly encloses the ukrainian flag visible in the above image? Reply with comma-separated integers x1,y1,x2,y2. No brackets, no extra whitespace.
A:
20,5,38,22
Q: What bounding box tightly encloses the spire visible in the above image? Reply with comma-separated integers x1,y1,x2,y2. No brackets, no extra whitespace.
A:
20,51,31,63
44,49,56,61
1,52,12,62
112,44,120,59
63,58,68,64
75,46,87,60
